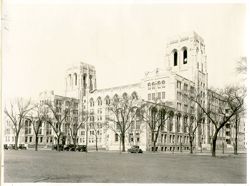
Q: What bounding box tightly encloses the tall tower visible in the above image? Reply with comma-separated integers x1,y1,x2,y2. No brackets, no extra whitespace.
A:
165,31,210,147
165,31,208,87
65,62,97,100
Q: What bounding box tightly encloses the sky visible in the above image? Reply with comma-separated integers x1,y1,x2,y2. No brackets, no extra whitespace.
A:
2,1,247,101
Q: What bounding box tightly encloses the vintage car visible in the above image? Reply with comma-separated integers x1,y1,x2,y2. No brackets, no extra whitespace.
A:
52,144,64,151
18,144,27,150
76,145,87,152
128,145,143,153
64,144,76,151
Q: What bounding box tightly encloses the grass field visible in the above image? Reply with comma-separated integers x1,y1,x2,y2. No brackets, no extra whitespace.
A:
4,150,246,183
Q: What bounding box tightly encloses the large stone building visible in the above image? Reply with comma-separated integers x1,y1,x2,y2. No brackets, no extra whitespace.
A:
4,32,246,151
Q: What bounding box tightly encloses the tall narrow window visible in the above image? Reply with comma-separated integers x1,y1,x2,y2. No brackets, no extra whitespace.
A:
174,51,178,66
74,73,77,86
183,49,187,64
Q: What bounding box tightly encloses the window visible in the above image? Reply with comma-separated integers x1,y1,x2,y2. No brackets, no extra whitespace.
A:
40,137,43,143
183,49,187,64
152,82,155,90
105,96,110,105
184,83,188,91
177,103,181,111
148,83,151,90
74,73,77,85
115,133,119,142
177,81,181,90
162,92,165,99
29,137,32,143
152,93,155,100
90,98,94,107
148,93,151,100
157,81,161,89
97,97,102,106
129,133,133,142
25,137,28,143
158,92,161,99
174,51,178,66
162,80,165,88
177,92,181,101
184,105,188,113
190,86,195,94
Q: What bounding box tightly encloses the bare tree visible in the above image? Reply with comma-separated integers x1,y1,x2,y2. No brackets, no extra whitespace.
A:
66,108,88,151
183,109,204,154
4,98,32,150
192,86,245,157
90,122,102,151
139,100,174,152
106,93,139,152
43,102,68,151
27,103,48,151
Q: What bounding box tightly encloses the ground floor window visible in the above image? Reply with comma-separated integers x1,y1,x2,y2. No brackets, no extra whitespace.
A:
29,136,32,143
115,133,119,142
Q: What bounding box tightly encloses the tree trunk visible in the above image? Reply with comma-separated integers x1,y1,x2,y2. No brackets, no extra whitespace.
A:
95,135,98,151
57,136,60,151
121,134,125,152
153,140,157,152
234,116,238,155
35,135,38,151
151,131,155,152
15,132,19,150
190,139,193,154
73,137,77,152
222,142,224,154
212,130,219,157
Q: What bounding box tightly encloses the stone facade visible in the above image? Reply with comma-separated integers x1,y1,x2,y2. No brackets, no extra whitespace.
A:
3,32,246,151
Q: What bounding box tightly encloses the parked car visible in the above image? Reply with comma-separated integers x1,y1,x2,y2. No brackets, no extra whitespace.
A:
128,145,143,153
4,144,8,150
76,145,87,152
18,144,27,150
64,144,76,151
9,144,16,150
52,144,64,151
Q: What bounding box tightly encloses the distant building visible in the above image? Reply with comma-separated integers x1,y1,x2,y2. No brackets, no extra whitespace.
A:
4,32,246,151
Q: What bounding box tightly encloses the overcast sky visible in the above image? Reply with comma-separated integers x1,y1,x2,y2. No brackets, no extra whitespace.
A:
2,2,247,101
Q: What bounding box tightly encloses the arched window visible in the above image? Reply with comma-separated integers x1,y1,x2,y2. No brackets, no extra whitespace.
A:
74,73,77,86
105,96,110,105
152,82,155,90
131,91,138,100
173,50,178,66
183,49,187,64
97,97,102,106
157,81,161,88
162,80,165,88
89,98,94,107
122,92,128,99
68,74,72,86
113,94,119,102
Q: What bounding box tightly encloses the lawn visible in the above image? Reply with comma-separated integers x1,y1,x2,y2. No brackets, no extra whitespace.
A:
4,150,246,183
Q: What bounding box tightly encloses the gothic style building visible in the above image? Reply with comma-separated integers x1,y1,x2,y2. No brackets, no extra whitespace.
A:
4,32,246,151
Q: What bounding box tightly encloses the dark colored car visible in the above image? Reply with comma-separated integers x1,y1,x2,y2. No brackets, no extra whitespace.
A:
52,144,64,151
9,144,16,149
64,144,76,151
4,144,8,150
76,145,87,152
18,144,27,150
128,145,143,153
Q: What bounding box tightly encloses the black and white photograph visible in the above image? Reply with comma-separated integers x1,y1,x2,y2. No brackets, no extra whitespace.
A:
1,0,248,185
